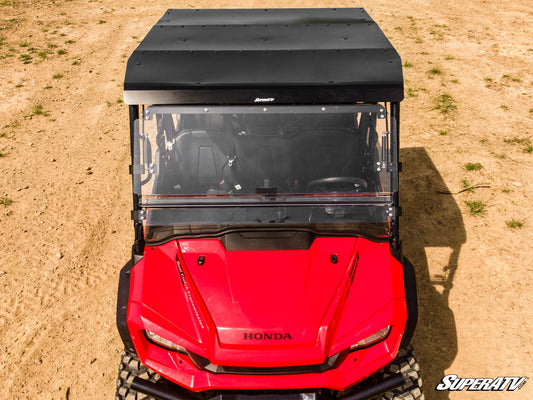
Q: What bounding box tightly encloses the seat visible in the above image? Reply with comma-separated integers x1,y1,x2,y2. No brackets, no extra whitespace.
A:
166,130,229,194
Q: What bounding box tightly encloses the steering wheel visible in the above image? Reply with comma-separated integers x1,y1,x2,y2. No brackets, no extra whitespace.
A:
306,176,368,193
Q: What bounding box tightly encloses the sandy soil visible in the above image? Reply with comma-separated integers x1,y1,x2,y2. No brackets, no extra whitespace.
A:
0,1,532,399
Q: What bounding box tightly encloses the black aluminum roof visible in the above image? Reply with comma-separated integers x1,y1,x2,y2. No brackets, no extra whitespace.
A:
124,8,403,105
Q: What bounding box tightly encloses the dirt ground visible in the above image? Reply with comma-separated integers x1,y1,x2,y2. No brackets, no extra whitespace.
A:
0,0,532,399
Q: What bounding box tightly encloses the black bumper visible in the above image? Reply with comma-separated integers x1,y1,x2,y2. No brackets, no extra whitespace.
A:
130,372,406,400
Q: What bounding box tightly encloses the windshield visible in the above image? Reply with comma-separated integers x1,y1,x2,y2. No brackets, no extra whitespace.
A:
133,104,398,241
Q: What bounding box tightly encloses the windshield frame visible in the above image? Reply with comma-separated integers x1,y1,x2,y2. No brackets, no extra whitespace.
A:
128,103,400,242
134,103,397,208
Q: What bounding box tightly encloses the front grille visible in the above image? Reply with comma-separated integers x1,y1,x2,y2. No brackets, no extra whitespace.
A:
190,350,348,376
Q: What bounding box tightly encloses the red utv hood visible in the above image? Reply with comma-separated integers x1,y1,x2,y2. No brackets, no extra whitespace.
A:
179,238,356,349
129,237,405,367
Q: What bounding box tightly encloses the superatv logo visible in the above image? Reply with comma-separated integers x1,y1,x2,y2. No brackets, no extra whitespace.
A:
254,97,275,102
244,333,293,340
435,374,528,391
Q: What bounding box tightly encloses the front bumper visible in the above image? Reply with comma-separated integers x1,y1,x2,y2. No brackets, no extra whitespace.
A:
130,372,406,400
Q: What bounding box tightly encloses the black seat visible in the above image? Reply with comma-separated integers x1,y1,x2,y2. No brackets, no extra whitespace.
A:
165,130,229,194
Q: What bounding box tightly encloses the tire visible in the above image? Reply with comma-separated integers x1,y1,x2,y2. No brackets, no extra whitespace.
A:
115,350,161,400
377,345,424,400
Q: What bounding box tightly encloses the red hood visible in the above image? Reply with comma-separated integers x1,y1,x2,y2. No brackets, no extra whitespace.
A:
179,238,357,359
129,236,404,367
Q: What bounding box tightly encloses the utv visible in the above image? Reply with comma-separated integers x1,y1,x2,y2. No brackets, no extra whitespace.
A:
116,8,421,400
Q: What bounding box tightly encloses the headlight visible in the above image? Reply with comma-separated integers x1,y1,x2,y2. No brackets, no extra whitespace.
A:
144,330,188,355
349,326,391,351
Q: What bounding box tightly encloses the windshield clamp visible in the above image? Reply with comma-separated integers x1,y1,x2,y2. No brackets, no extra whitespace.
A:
387,206,402,218
131,209,147,221
146,163,157,174
131,163,157,175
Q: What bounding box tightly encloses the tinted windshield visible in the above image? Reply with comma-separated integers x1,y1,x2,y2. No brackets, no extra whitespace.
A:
133,104,398,240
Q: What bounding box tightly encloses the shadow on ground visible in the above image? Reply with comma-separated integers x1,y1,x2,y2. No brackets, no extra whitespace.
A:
400,147,466,400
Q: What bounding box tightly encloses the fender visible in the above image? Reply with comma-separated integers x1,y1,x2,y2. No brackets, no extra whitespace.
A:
400,257,418,348
116,259,137,354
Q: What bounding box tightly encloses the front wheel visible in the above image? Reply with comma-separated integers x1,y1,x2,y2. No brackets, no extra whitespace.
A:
115,350,161,400
377,345,424,400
